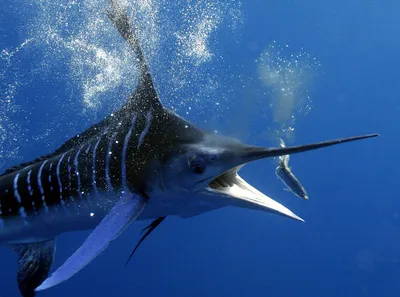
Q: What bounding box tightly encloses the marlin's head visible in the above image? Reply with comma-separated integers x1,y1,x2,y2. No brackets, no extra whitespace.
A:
157,121,378,221
160,132,303,221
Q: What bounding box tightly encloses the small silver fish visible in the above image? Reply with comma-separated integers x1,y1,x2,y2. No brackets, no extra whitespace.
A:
275,138,309,200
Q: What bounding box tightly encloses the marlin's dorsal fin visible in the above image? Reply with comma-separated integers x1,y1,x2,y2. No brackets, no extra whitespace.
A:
0,0,162,179
106,0,162,111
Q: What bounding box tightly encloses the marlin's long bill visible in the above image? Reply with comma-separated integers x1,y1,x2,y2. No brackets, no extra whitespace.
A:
242,134,379,162
0,1,380,296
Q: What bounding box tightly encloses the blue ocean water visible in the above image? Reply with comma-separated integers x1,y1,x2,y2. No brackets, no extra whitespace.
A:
0,0,397,296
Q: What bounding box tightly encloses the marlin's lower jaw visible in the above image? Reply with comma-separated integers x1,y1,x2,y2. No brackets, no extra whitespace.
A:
205,165,304,222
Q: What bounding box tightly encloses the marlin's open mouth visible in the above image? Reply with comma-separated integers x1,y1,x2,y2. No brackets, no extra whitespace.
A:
207,165,304,222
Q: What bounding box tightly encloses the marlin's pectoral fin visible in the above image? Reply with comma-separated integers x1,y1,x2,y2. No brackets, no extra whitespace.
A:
12,238,56,297
283,188,290,192
35,192,147,292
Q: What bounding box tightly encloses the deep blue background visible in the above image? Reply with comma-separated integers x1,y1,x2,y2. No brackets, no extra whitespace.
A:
1,0,399,296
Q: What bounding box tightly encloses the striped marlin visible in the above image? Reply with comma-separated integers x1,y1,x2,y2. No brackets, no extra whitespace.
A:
0,2,379,296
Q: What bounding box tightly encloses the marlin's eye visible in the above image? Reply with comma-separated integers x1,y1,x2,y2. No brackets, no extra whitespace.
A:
188,155,205,174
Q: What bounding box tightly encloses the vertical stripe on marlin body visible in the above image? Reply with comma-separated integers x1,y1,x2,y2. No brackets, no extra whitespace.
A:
0,1,379,296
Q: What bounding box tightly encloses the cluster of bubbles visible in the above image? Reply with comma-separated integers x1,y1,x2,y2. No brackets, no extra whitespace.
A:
26,0,143,113
175,2,222,66
25,0,244,119
256,41,321,142
3,0,243,123
158,0,243,122
0,38,33,162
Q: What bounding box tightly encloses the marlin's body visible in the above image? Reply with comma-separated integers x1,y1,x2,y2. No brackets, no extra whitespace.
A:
0,2,379,296
275,138,309,200
0,107,179,243
0,106,238,242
